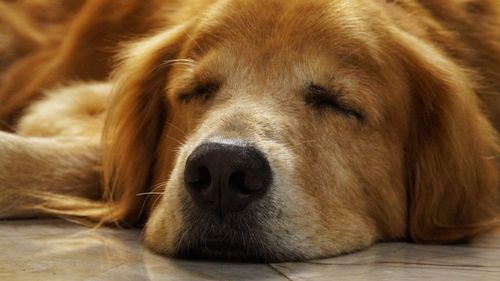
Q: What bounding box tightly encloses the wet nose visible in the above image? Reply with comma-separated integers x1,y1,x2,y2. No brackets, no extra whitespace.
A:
184,142,272,215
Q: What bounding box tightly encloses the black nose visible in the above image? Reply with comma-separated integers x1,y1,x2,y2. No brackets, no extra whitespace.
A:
184,142,272,215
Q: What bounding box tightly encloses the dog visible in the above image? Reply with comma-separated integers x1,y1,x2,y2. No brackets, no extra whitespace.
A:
0,0,498,262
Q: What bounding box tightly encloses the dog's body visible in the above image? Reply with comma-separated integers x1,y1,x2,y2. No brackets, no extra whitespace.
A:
0,0,498,262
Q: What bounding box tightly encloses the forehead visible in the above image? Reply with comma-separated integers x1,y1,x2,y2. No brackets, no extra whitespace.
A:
169,0,406,124
189,0,382,55
179,0,386,79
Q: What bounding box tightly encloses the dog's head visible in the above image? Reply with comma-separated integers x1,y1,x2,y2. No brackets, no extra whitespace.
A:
103,0,499,262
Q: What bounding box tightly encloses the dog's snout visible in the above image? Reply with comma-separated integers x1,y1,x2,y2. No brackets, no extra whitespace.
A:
184,142,272,214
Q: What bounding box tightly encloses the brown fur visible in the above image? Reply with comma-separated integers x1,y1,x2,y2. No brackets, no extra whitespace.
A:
0,0,498,261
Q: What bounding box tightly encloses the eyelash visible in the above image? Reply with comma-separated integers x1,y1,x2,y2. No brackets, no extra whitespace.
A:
179,83,219,104
305,84,363,121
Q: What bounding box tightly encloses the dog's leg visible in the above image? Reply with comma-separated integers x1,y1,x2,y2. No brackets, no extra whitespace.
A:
0,132,101,219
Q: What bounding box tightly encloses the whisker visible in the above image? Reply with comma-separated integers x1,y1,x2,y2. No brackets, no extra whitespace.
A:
150,182,167,192
184,31,205,54
150,193,163,210
137,180,168,217
165,120,188,135
286,139,319,150
163,133,185,146
160,58,197,68
136,192,164,196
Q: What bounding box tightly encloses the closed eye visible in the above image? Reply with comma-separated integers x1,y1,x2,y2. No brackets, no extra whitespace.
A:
178,82,220,104
304,83,363,121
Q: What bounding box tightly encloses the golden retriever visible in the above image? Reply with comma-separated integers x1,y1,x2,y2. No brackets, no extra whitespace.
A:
0,0,499,262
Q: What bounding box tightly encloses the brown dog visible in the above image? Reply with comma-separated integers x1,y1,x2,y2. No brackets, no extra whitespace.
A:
0,0,499,262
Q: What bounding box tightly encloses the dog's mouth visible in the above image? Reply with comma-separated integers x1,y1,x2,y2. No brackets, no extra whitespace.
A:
176,234,269,262
176,204,279,262
203,236,246,253
175,192,300,262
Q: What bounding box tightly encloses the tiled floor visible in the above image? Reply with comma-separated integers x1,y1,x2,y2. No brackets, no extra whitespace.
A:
1,220,500,281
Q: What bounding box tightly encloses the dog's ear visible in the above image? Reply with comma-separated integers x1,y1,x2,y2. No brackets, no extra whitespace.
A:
392,28,500,243
102,25,188,225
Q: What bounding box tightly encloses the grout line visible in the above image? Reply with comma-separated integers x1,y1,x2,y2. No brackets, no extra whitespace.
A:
303,260,500,272
268,264,295,281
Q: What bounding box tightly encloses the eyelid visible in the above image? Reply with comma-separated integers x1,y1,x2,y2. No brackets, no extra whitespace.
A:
305,83,364,121
305,82,344,99
306,83,333,95
178,81,220,103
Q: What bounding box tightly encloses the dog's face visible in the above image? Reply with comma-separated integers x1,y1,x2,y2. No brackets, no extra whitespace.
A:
104,0,499,262
143,0,409,261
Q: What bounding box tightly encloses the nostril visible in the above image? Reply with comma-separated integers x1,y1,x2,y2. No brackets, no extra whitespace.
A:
187,166,212,190
229,170,263,195
229,171,248,195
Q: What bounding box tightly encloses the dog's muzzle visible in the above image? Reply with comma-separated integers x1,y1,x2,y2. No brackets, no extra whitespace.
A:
176,141,296,262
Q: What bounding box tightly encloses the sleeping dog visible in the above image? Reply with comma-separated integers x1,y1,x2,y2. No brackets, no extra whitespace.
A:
0,0,498,262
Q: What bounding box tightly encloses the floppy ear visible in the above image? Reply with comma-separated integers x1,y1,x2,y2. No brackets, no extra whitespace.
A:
392,29,500,243
102,25,188,225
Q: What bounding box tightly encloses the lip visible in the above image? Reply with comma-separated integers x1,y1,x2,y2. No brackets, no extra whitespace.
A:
203,238,247,254
176,237,267,262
